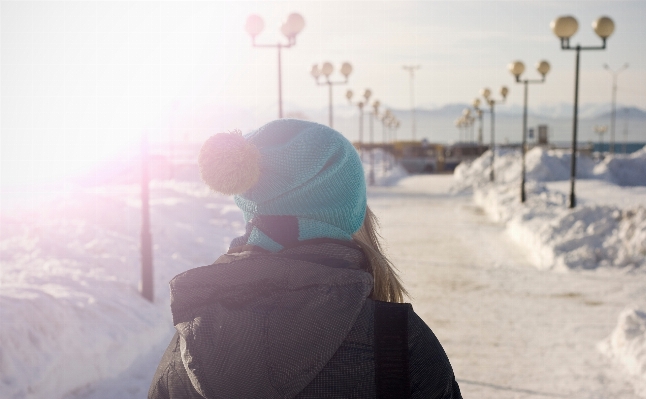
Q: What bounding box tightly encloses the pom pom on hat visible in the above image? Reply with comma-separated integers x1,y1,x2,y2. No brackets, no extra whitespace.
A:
198,130,261,195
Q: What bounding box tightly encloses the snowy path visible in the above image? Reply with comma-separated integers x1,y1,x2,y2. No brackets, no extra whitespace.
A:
370,175,643,398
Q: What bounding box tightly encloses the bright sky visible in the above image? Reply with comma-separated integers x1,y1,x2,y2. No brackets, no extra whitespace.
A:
2,1,645,186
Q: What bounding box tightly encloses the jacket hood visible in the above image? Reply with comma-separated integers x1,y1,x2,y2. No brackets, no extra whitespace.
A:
168,241,373,399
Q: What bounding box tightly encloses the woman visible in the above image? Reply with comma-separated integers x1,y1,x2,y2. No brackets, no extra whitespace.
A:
149,119,461,398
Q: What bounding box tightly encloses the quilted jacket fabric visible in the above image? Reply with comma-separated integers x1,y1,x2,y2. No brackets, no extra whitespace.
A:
148,241,461,399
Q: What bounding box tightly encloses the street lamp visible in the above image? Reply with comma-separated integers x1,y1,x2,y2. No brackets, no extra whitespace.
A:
391,117,401,168
346,88,372,160
245,13,305,119
604,63,628,155
476,86,509,181
472,98,484,144
455,115,469,142
403,65,421,141
454,118,465,142
382,112,400,170
462,108,475,142
311,62,352,128
392,119,401,148
380,110,394,171
468,117,476,142
368,99,381,185
594,125,608,151
551,14,614,208
381,109,393,144
623,108,630,154
509,60,550,203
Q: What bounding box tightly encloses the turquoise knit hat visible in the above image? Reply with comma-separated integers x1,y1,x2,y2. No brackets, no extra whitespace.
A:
198,119,367,252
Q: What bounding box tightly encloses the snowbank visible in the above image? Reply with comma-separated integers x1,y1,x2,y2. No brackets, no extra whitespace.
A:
362,148,408,186
454,146,646,396
454,145,646,192
455,146,646,271
0,181,243,399
598,308,646,396
593,146,646,186
473,181,646,271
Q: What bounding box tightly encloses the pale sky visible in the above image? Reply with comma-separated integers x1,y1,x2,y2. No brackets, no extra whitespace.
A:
2,1,645,185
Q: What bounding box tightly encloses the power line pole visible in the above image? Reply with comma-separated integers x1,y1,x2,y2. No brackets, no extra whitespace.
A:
604,63,628,155
402,65,421,141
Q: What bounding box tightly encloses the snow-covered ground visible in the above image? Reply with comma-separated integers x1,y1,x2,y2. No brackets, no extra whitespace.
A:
453,146,646,396
1,146,645,398
0,181,244,398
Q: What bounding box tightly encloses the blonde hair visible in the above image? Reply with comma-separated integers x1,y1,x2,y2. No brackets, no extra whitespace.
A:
352,206,409,303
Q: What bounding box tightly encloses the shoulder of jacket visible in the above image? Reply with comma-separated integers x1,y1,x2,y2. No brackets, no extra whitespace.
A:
213,250,264,265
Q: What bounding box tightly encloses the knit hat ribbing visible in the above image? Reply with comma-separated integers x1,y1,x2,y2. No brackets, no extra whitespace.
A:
199,119,367,252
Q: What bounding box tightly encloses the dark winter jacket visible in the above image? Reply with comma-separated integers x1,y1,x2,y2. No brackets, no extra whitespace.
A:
148,240,461,399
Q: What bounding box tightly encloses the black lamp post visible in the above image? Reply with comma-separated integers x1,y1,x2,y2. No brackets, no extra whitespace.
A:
604,63,628,155
623,108,630,154
457,108,475,142
392,119,400,149
347,88,372,161
245,13,305,119
474,86,508,182
454,118,462,142
381,110,397,171
594,125,608,151
381,109,392,145
454,115,468,142
311,62,352,128
467,113,475,142
509,60,550,203
140,131,153,302
551,15,615,208
472,100,484,145
469,115,475,142
368,99,381,185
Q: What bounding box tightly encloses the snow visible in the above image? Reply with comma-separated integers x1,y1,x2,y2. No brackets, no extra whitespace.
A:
361,148,409,186
0,180,244,399
453,145,646,395
593,146,646,186
599,308,646,397
2,145,646,398
373,175,645,397
453,146,646,271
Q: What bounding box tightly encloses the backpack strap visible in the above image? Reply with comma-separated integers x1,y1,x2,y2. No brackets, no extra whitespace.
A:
374,300,411,399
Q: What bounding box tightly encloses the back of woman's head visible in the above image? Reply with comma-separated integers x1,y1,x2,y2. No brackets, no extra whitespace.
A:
198,119,407,302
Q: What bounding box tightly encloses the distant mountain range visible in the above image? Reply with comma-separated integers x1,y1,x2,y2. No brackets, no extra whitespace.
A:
280,101,646,126
188,102,646,145
303,103,646,144
379,103,646,120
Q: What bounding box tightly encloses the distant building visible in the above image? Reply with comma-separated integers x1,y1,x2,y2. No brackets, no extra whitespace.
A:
537,125,549,145
392,141,488,173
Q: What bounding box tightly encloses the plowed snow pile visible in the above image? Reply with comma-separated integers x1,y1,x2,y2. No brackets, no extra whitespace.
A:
453,145,646,396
